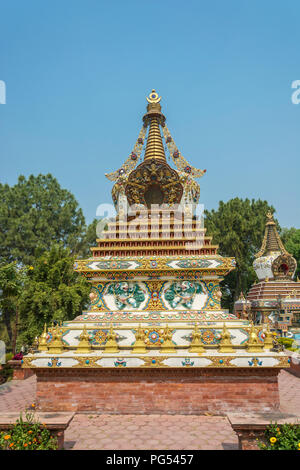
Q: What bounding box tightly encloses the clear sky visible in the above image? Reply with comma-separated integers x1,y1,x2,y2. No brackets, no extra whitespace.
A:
0,0,299,227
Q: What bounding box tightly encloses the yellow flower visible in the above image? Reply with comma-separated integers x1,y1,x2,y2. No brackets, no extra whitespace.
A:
28,266,34,270
276,427,280,432
4,435,11,440
270,437,277,443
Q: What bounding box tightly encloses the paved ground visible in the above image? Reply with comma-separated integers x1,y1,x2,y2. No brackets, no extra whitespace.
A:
0,370,299,450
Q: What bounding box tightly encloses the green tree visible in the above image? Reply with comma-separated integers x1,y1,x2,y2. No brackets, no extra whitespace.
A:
16,245,90,349
0,263,27,354
0,174,86,266
205,198,277,311
281,227,300,278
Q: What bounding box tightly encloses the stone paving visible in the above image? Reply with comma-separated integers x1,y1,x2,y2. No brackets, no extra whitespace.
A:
0,370,299,450
64,414,237,450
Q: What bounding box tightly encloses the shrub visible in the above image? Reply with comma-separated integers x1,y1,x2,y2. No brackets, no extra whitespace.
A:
0,410,58,450
258,422,300,450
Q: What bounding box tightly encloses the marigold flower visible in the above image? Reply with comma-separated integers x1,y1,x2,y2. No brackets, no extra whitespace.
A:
28,430,32,434
276,427,280,432
4,435,11,440
24,443,28,447
270,437,276,443
9,443,14,447
33,438,37,442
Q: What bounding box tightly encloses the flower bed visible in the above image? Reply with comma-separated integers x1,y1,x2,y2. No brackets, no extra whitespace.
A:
0,410,58,450
257,422,300,450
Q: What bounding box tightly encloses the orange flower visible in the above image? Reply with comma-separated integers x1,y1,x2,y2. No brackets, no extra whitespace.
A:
29,442,31,445
31,403,35,408
33,438,37,442
9,443,14,447
28,430,32,434
4,435,11,440
24,443,28,447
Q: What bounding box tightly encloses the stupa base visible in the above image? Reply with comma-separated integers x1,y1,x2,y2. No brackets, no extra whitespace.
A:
35,367,280,414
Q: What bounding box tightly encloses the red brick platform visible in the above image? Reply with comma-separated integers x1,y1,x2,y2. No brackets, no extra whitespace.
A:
35,368,280,414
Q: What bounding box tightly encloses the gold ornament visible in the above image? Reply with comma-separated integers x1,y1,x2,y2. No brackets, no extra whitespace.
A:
263,323,274,350
103,324,119,353
48,326,64,354
38,323,49,352
160,324,175,353
75,325,91,354
132,324,147,354
218,324,235,353
188,323,205,354
247,322,264,353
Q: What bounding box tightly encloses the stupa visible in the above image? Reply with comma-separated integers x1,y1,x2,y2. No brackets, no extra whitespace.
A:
234,212,300,334
23,91,289,414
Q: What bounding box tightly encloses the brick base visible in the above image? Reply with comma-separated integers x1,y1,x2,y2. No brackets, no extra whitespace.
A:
9,361,35,380
35,368,280,414
286,358,300,378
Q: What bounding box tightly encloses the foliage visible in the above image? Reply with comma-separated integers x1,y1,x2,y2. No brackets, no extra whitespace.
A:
257,422,300,450
281,227,300,279
0,174,86,266
0,263,28,351
204,198,276,311
0,353,13,383
277,337,294,348
277,337,298,351
16,245,90,349
0,410,58,450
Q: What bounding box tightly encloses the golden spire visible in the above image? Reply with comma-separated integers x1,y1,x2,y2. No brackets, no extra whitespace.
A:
255,211,288,258
143,90,167,162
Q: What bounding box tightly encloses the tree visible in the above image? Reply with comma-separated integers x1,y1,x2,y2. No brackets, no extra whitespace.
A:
0,174,86,266
204,198,277,311
281,228,300,279
0,263,27,354
16,245,90,349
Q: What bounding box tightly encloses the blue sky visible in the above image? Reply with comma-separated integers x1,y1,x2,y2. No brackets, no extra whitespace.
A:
0,0,299,227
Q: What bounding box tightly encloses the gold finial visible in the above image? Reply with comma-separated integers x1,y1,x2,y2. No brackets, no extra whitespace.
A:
160,324,175,353
103,324,119,353
146,89,161,104
75,325,91,354
263,323,274,350
48,325,64,354
247,322,264,352
132,324,147,354
266,211,274,221
38,323,49,352
189,323,205,354
218,324,235,353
